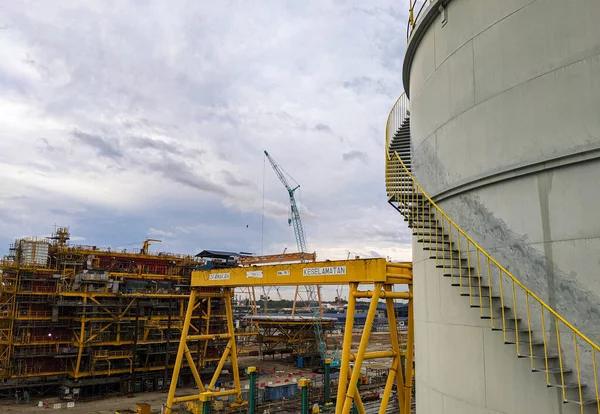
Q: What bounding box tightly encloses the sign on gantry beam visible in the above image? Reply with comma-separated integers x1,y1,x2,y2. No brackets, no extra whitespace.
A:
192,258,412,287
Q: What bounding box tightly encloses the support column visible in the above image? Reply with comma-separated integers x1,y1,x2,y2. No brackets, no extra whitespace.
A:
341,283,383,414
335,283,357,414
165,290,197,414
324,359,331,405
383,285,405,412
353,378,359,414
200,391,212,414
248,367,257,414
300,378,311,414
403,284,414,414
74,296,87,378
224,288,243,403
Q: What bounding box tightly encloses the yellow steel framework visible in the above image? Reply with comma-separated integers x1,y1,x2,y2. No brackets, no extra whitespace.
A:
386,94,600,412
0,229,231,397
165,258,414,414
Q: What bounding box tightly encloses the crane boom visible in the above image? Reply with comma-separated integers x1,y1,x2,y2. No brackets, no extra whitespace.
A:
264,150,308,256
264,150,328,364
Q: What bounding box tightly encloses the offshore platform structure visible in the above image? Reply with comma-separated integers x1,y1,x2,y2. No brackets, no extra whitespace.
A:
0,228,234,399
165,258,415,414
264,150,328,365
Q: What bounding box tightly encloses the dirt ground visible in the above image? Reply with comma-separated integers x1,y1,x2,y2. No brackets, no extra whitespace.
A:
0,387,192,413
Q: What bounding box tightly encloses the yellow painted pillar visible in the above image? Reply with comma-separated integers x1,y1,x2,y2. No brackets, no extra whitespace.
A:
403,284,414,414
224,288,243,402
335,283,358,414
384,286,405,411
74,296,87,378
341,283,383,414
165,290,197,414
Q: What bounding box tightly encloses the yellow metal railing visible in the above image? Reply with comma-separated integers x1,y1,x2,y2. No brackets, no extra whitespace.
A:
407,1,432,39
386,101,600,411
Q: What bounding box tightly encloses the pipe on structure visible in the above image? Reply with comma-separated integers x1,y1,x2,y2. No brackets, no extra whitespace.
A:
300,378,311,414
324,359,332,405
248,367,257,414
200,391,212,414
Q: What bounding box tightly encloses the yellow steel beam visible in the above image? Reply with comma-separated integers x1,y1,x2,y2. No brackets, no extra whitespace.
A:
224,288,243,403
186,332,256,341
74,296,87,378
184,344,205,392
336,283,358,414
207,339,233,390
385,285,405,410
348,350,396,361
192,258,411,287
342,283,383,414
166,290,197,414
352,291,411,299
403,284,415,413
173,388,237,404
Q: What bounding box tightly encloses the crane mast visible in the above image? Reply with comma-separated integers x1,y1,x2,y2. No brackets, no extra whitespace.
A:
264,151,308,257
264,150,328,364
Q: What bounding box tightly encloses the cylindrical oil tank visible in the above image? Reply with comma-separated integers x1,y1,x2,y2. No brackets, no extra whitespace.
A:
404,0,600,413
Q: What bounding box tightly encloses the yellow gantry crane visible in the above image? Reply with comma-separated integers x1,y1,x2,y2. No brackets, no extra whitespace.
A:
164,258,414,414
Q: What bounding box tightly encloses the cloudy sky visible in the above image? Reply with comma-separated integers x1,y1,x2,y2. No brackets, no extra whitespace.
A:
0,1,412,293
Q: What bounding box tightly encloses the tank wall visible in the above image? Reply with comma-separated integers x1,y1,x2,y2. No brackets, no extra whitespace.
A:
411,0,600,195
413,241,584,414
409,0,600,333
406,0,600,412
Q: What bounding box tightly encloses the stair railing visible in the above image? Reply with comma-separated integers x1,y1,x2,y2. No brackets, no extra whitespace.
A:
407,1,433,40
385,93,410,156
388,149,600,411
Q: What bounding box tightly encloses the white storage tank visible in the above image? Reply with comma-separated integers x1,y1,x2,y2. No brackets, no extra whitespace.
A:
18,238,49,267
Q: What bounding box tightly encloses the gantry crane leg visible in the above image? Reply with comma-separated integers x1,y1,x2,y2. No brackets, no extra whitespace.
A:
165,290,197,413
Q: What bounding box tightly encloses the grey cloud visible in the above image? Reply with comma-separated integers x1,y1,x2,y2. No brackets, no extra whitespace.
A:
128,136,182,155
314,124,332,133
149,155,227,197
342,150,368,163
221,170,256,189
343,76,387,95
37,138,58,153
72,130,123,160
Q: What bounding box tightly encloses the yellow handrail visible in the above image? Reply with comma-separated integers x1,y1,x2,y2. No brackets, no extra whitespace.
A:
386,98,600,411
407,1,432,40
390,152,600,353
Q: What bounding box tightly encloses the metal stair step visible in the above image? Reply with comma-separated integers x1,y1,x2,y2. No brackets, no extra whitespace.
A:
418,239,451,244
517,353,559,359
425,247,460,253
532,367,573,375
437,265,472,270
548,383,587,390
493,326,531,333
563,398,597,406
505,339,545,347
442,273,481,279
470,303,510,310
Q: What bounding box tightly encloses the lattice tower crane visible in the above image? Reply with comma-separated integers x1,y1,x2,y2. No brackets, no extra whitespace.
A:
264,150,328,364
